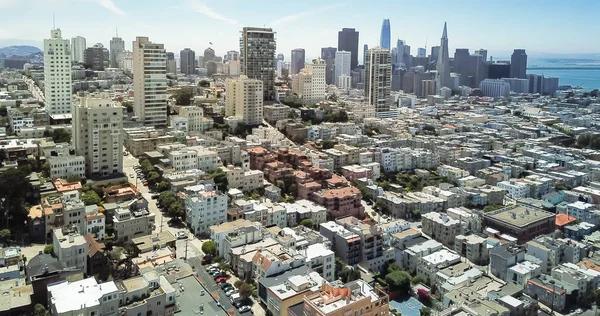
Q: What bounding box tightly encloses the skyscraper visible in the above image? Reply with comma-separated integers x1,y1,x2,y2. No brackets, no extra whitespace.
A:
436,22,450,91
396,40,410,67
510,49,527,79
453,49,470,85
430,46,440,62
338,28,359,71
180,48,196,75
290,48,305,75
321,47,337,85
225,76,263,125
240,27,276,101
417,48,426,57
334,51,351,87
475,49,488,62
45,29,72,116
133,36,167,127
72,96,123,178
363,44,368,65
109,35,124,68
364,47,392,114
71,36,86,64
84,43,109,71
380,19,391,50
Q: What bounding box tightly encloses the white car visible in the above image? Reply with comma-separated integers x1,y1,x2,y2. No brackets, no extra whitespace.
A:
176,231,188,239
225,289,237,297
238,305,251,313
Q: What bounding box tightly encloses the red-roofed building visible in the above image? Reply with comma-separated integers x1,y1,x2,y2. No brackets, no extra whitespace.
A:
311,187,364,219
53,178,82,193
247,147,276,170
298,181,322,200
555,214,577,228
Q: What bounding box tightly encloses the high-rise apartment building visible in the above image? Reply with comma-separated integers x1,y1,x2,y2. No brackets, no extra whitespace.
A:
226,50,239,62
363,44,368,66
133,36,167,127
109,36,124,68
72,96,123,178
290,48,305,75
291,58,326,105
180,48,196,75
334,51,351,87
436,22,451,91
364,47,392,114
321,47,337,85
71,36,86,63
166,52,176,73
240,27,276,101
380,19,391,50
338,28,359,71
510,49,528,79
84,43,109,71
45,29,72,117
225,75,263,125
475,49,488,62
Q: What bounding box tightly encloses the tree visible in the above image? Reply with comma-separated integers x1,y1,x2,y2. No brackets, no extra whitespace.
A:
34,303,51,316
386,262,403,274
147,171,161,186
172,87,195,105
483,205,505,213
339,267,361,283
207,169,228,192
0,149,6,164
0,106,7,117
158,191,177,208
0,229,10,246
299,219,313,228
0,168,33,229
81,190,101,206
51,128,71,143
198,80,210,88
43,244,54,255
155,181,170,192
166,201,184,218
513,111,522,117
122,101,134,113
218,261,231,272
202,240,217,256
233,122,248,137
385,270,411,293
66,174,82,183
41,161,50,178
288,110,299,119
421,307,432,316
411,275,426,285
238,282,253,298
321,139,335,149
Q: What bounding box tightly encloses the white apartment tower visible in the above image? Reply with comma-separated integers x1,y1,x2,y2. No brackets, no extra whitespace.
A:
291,58,327,105
71,36,86,63
72,96,124,178
334,51,351,87
45,29,72,117
133,36,168,127
364,47,393,114
225,75,264,125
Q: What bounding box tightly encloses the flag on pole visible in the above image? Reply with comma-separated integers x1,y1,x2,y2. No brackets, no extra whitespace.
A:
209,42,213,45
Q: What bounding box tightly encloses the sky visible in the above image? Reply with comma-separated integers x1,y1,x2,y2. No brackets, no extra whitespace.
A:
1,0,600,62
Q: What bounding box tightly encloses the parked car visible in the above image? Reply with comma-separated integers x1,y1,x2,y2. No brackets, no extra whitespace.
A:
215,277,228,283
176,231,188,239
212,271,224,279
225,289,237,297
151,194,160,199
220,282,233,290
238,305,251,313
207,267,219,273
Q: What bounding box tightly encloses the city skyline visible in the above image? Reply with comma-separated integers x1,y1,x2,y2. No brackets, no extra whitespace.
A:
1,0,600,62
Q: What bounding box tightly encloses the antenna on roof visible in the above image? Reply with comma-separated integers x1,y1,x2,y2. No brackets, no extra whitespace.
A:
116,26,119,37
52,13,56,29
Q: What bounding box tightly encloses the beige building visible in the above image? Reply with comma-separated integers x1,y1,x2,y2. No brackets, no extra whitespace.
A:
225,75,264,125
422,212,461,247
72,96,123,177
291,58,327,105
364,47,392,114
303,281,389,316
52,227,88,272
454,234,489,265
176,106,213,132
222,164,264,192
133,36,167,127
263,104,291,123
112,206,155,243
123,127,174,156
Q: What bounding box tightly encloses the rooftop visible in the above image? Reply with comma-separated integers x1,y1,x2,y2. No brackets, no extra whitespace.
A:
0,278,32,313
484,205,555,227
48,277,119,314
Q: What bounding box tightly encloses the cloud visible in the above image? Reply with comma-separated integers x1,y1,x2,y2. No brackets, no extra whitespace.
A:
269,4,343,27
97,0,126,16
187,0,238,25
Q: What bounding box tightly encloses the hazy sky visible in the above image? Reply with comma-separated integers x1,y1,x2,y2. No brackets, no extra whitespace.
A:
1,0,599,61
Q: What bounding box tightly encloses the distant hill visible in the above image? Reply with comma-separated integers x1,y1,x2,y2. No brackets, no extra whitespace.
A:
0,45,42,57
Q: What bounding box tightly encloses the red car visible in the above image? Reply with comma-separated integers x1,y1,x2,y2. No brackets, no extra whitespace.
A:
215,277,228,283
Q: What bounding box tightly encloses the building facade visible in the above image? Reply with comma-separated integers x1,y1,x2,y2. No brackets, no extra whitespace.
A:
240,27,276,100
44,29,72,117
364,47,392,114
225,75,264,125
133,36,168,127
180,48,196,75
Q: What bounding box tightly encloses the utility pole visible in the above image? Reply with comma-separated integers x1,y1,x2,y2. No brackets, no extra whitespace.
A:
160,215,163,233
184,239,188,260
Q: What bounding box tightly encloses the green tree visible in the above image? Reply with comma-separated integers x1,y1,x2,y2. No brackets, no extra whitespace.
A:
288,110,299,119
81,190,101,205
121,101,134,113
321,139,335,149
198,80,210,87
385,270,411,293
34,303,51,316
202,240,217,256
147,171,161,186
299,219,313,228
483,205,505,213
41,161,50,178
411,275,426,285
66,174,82,183
172,87,195,105
218,261,231,272
43,244,54,255
155,181,170,192
166,201,184,218
238,282,253,298
421,307,432,316
0,106,7,117
233,122,248,137
0,229,10,246
0,168,33,229
339,267,361,283
207,169,228,192
513,111,522,117
0,149,6,164
158,191,177,207
51,128,71,143
386,262,403,274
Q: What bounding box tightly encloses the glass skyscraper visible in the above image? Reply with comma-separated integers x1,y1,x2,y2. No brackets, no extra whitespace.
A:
380,19,391,50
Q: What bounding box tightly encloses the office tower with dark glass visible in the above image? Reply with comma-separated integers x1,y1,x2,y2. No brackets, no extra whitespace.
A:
84,43,109,71
436,22,450,91
364,47,392,114
510,49,527,79
180,48,196,75
109,35,124,68
321,47,337,85
475,49,488,62
380,19,391,50
290,48,305,75
240,27,276,101
338,28,359,71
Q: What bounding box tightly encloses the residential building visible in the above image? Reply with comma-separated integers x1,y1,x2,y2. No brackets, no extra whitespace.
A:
133,36,167,127
210,219,262,256
422,212,461,247
222,164,264,192
71,36,86,63
454,234,489,265
507,260,542,286
416,249,461,285
291,58,327,105
47,277,120,316
176,106,213,132
489,244,526,280
263,104,291,124
185,186,228,236
364,47,392,114
180,48,196,75
525,276,573,313
72,96,123,178
311,187,365,219
480,79,510,98
562,201,600,225
319,221,361,266
52,227,88,272
283,199,327,228
334,50,351,87
225,75,264,125
303,243,335,282
240,27,276,100
45,144,86,179
44,28,72,117
483,205,556,243
336,216,394,273
109,205,155,243
302,280,389,316
263,270,325,316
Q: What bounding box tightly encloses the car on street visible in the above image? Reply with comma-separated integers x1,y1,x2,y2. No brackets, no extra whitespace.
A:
215,277,228,283
212,271,224,279
207,267,219,273
225,289,237,297
129,173,134,178
238,305,251,313
202,256,213,265
417,224,422,228
176,231,188,239
151,193,160,199
220,282,233,290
